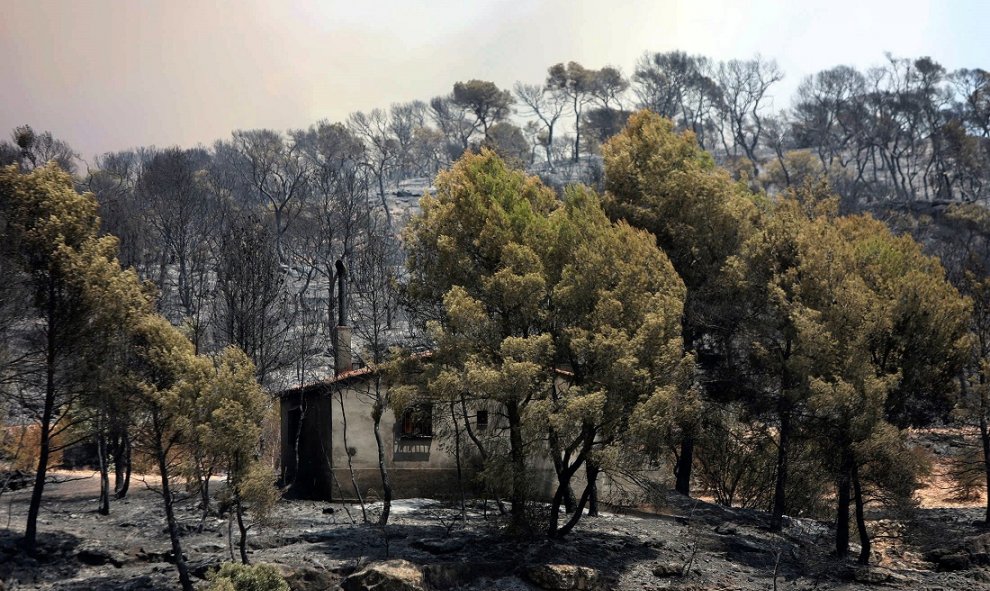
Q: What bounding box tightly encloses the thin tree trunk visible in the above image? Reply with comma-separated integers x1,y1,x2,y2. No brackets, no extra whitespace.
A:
549,434,576,514
197,463,212,531
852,465,870,565
558,462,600,536
97,431,111,516
770,407,791,532
978,374,990,524
836,450,852,558
24,286,57,553
337,390,367,522
113,431,125,496
675,436,694,496
506,399,528,533
458,396,507,516
545,126,554,171
116,432,132,500
156,438,194,591
547,460,582,536
450,402,466,521
235,495,249,564
586,459,599,517
548,428,596,536
372,389,393,527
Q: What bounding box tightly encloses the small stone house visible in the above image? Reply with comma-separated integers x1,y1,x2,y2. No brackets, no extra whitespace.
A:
278,263,469,500
278,263,649,505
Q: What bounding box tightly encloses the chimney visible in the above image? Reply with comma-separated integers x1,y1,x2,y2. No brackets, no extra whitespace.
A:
333,259,351,376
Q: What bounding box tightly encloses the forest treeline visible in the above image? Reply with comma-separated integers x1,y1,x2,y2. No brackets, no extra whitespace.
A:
2,49,990,589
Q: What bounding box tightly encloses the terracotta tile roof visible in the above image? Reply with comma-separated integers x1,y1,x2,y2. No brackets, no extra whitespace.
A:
277,350,573,398
277,351,432,397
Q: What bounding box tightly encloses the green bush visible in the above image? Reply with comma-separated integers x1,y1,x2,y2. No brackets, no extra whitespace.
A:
207,562,289,591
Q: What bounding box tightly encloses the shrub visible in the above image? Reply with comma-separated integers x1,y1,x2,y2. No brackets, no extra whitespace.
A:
207,562,289,591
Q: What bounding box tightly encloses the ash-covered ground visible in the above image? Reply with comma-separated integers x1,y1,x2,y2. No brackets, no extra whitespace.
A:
3,471,990,590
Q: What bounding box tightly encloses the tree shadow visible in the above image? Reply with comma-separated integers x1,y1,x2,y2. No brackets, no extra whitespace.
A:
901,506,988,559
0,529,83,587
305,521,660,585
49,574,176,591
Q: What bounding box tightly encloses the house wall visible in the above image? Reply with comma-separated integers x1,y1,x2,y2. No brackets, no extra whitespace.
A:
281,378,480,501
328,379,472,501
280,377,654,505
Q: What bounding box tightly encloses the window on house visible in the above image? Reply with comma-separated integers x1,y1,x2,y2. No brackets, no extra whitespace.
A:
400,404,433,438
476,410,489,431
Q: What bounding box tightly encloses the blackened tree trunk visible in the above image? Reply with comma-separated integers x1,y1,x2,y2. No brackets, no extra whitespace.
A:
337,391,367,522
675,436,694,496
548,430,577,513
115,431,132,499
97,431,111,515
558,462,600,536
372,389,393,526
979,373,990,524
24,286,57,553
155,431,193,591
235,494,249,564
586,459,599,517
852,465,871,565
506,399,528,532
770,407,791,532
835,450,852,559
449,402,467,520
547,427,595,536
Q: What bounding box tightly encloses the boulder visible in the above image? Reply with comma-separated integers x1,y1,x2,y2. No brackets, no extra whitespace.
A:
967,533,990,556
938,553,971,572
729,537,770,554
341,560,426,591
853,567,892,585
411,538,465,555
651,561,683,578
76,544,125,568
422,561,514,589
188,557,222,580
285,566,338,591
526,564,600,590
923,547,951,564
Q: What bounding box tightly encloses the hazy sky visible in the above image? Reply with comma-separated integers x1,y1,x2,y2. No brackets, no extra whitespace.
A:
3,0,989,162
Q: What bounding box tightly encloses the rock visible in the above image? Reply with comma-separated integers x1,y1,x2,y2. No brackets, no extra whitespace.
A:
938,553,971,572
714,523,738,535
340,560,426,591
76,545,124,568
526,564,601,590
188,557,222,579
194,543,226,554
136,547,178,564
651,561,683,578
422,562,478,589
729,537,770,554
853,567,893,585
423,561,514,589
322,507,336,515
967,533,990,556
411,537,465,555
330,564,358,576
923,547,951,564
285,566,338,591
